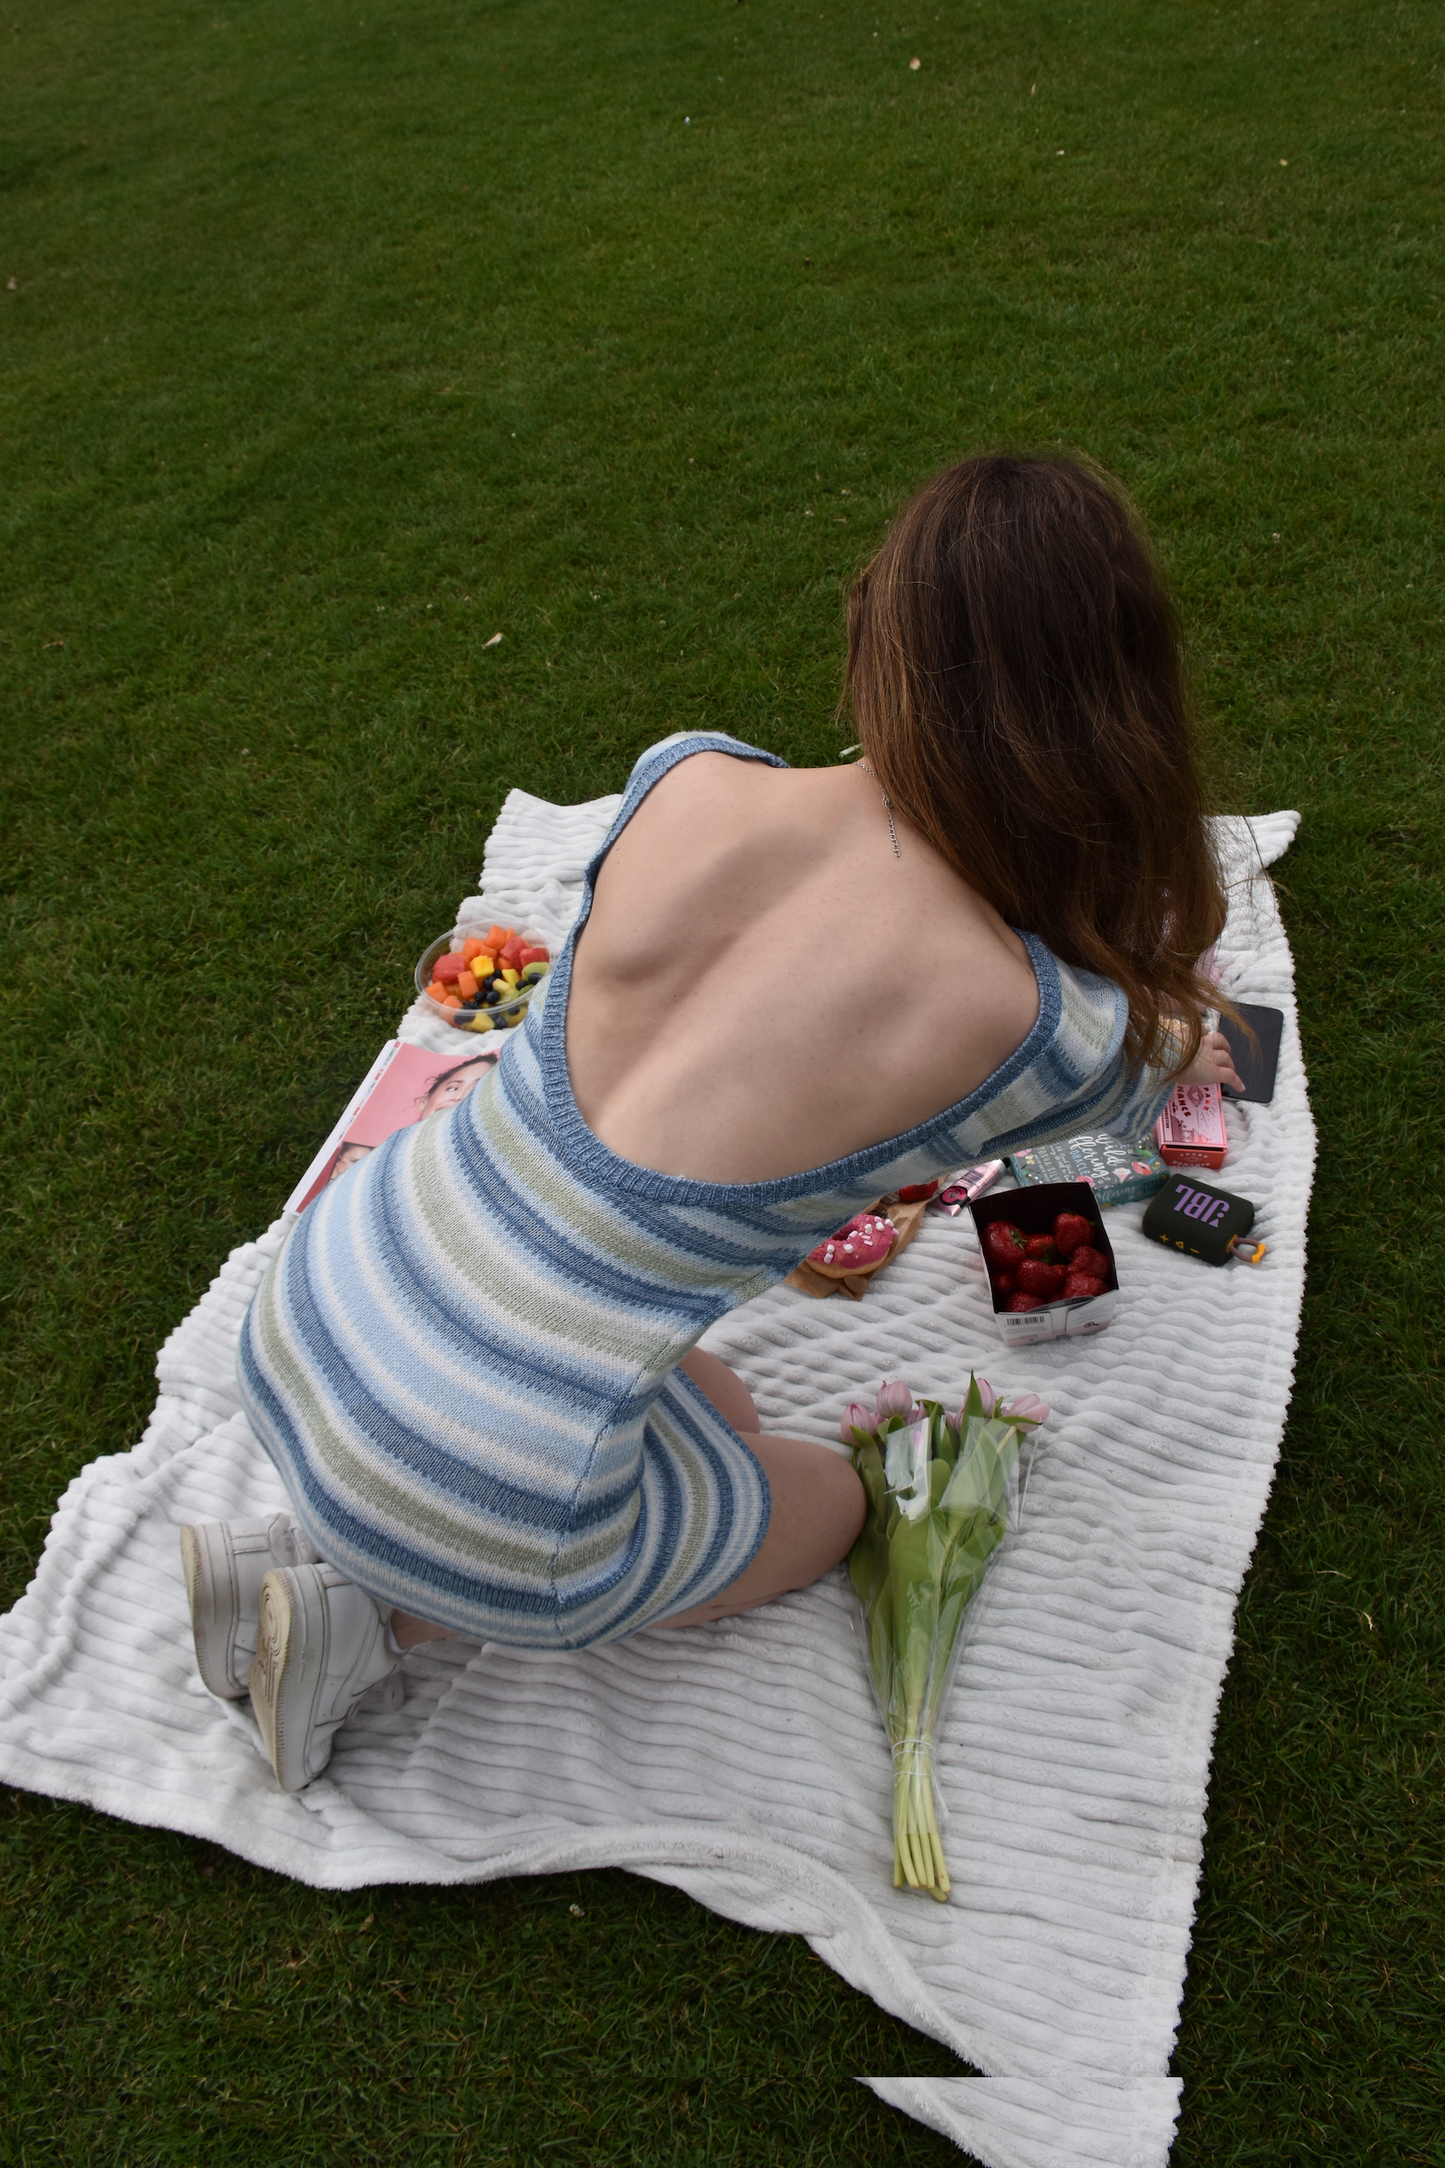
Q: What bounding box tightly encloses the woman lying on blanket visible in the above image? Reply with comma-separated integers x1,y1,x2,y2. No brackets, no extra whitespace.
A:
182,452,1244,1791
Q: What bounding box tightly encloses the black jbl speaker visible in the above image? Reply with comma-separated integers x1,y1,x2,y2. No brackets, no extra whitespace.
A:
1142,1175,1256,1265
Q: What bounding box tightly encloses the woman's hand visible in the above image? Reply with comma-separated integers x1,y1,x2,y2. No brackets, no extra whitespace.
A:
1182,1028,1245,1096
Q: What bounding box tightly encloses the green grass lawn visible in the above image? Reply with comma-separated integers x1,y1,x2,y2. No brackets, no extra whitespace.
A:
2,0,1441,2159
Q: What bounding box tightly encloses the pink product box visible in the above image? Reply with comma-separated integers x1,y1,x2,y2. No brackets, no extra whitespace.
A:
1155,1083,1228,1171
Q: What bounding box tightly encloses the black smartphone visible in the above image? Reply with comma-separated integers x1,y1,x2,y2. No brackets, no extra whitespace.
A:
1219,1002,1283,1104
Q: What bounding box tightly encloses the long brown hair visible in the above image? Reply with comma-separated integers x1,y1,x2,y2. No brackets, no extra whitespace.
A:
844,452,1228,1075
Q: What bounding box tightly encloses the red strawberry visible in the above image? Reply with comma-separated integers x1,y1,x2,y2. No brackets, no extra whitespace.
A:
1071,1245,1110,1281
1006,1293,1044,1312
1064,1272,1106,1299
897,1179,941,1203
982,1220,1027,1269
992,1270,1015,1298
1053,1212,1094,1257
1024,1233,1058,1261
1017,1259,1066,1298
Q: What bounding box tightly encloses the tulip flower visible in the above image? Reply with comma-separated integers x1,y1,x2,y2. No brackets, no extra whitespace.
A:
997,1391,1050,1428
874,1379,914,1422
839,1373,1050,1901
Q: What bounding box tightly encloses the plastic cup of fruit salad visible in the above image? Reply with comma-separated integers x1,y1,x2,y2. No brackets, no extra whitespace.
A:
416,925,552,1033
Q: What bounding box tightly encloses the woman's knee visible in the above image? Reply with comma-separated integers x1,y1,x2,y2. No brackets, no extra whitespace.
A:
818,1448,867,1559
679,1348,760,1433
747,1433,865,1568
656,1436,863,1626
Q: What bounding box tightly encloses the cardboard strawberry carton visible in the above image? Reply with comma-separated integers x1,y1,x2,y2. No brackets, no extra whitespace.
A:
968,1180,1121,1343
1154,1082,1228,1171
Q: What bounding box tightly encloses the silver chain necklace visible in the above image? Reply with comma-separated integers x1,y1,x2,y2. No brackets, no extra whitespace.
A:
856,758,902,858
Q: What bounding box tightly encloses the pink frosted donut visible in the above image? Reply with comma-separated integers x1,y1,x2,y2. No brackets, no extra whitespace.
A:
807,1212,897,1278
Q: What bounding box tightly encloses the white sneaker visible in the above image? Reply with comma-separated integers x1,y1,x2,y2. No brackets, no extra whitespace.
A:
179,1512,322,1699
248,1564,400,1793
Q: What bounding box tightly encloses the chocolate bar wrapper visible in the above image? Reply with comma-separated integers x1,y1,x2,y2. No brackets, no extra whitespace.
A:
1008,1129,1166,1205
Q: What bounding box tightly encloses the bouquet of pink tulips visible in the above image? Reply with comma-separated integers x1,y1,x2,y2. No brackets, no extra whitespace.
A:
841,1374,1049,1901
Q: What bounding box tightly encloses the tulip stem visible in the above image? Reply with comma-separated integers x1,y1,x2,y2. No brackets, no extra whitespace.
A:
893,1734,951,1900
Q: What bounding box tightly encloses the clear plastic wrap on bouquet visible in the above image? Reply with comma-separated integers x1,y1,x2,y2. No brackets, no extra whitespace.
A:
841,1376,1049,1900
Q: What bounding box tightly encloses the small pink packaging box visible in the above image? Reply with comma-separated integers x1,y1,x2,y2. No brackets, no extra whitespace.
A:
1154,1083,1228,1171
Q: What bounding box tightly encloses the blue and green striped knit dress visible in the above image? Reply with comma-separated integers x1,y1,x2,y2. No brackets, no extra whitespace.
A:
238,733,1172,1648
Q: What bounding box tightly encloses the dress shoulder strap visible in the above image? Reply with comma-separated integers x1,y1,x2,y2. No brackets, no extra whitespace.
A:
595,732,788,867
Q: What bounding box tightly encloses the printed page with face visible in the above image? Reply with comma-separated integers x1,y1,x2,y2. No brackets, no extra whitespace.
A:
284,1040,502,1215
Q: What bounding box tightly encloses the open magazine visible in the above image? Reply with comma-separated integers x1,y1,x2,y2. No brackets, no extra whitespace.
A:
284,1039,503,1215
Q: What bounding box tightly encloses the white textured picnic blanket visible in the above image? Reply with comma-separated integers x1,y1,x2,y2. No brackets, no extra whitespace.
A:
0,794,1313,2168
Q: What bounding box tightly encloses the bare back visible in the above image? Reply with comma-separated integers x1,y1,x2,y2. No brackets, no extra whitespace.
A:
566,751,1040,1184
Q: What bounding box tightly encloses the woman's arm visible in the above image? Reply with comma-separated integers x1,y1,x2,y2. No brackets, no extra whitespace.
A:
1179,1027,1245,1096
